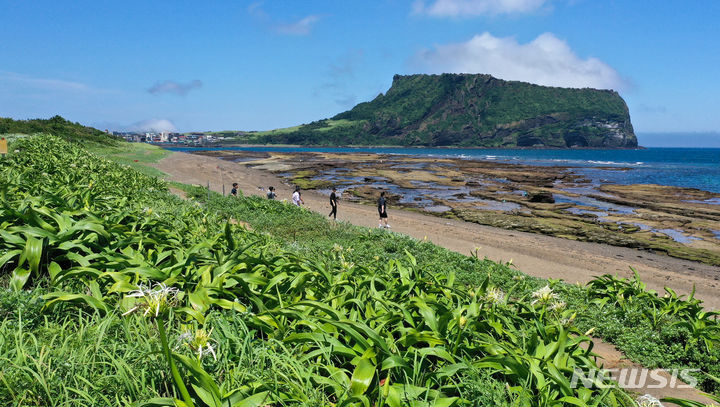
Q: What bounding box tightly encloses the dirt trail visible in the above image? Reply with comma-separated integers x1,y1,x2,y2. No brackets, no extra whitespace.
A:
153,150,719,404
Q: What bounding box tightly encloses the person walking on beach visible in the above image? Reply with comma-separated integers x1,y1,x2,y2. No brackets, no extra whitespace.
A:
266,186,276,199
292,186,304,206
329,187,338,220
230,183,238,197
378,191,390,228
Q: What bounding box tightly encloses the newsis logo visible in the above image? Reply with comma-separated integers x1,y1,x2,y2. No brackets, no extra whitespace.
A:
570,368,699,389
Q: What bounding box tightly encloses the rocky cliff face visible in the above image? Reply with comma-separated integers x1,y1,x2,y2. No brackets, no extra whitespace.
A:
332,74,637,148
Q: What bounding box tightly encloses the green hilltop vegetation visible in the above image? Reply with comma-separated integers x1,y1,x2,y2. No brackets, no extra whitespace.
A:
0,115,166,177
1,132,719,405
0,115,119,146
240,74,637,148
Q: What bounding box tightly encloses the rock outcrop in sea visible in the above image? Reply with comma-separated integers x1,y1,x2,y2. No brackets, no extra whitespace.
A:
246,73,637,148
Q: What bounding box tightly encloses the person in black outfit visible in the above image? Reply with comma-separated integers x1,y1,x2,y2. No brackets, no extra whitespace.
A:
328,187,338,219
230,183,238,196
378,191,390,228
266,186,276,199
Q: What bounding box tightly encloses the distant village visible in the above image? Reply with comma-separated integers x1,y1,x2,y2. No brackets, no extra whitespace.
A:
113,131,238,145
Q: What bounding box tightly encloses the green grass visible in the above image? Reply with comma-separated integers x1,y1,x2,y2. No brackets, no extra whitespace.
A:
0,286,342,406
0,294,170,405
252,124,303,136
313,119,357,132
89,142,171,178
235,120,362,145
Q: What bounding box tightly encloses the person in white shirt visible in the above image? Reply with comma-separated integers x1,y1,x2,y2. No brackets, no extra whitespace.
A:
292,186,304,206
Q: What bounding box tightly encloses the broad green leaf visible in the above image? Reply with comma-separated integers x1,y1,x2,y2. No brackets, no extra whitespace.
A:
23,235,43,274
0,249,21,268
381,355,410,371
108,280,138,294
188,287,211,314
173,354,221,402
176,307,206,324
43,292,108,312
349,358,375,396
432,397,459,407
48,261,62,281
191,384,221,407
224,221,236,251
134,397,178,406
10,267,31,291
210,298,247,312
0,229,25,245
385,386,403,407
232,391,270,407
557,396,592,406
412,298,439,333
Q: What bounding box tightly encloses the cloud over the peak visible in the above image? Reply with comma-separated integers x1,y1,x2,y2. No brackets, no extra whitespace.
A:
412,32,626,90
413,0,548,17
128,118,177,133
147,80,202,96
276,15,321,35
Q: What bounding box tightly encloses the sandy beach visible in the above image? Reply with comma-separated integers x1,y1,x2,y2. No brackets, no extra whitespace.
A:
153,150,720,310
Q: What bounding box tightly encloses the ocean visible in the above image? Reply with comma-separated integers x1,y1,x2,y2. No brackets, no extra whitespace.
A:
167,146,720,194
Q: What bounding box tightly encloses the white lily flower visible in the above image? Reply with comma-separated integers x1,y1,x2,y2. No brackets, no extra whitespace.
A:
178,328,218,361
122,283,180,318
635,394,664,407
483,287,505,305
531,285,558,306
549,301,566,312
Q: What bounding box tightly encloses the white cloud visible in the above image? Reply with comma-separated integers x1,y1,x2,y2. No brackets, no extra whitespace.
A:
147,80,202,96
0,71,106,94
412,32,626,90
276,15,321,35
128,118,177,133
413,0,548,17
247,1,264,15
247,4,321,36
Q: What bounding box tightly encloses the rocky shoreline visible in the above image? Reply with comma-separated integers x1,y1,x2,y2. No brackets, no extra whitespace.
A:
195,149,720,266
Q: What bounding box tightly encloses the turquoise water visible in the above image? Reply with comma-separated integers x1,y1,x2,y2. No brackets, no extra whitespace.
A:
168,146,720,194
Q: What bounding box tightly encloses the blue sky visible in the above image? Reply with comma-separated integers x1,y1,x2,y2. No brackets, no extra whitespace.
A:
1,0,719,146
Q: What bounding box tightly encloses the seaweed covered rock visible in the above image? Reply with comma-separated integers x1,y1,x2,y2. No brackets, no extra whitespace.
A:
528,191,555,203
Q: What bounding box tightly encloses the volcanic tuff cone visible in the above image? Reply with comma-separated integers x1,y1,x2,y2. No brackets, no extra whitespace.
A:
256,73,636,148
